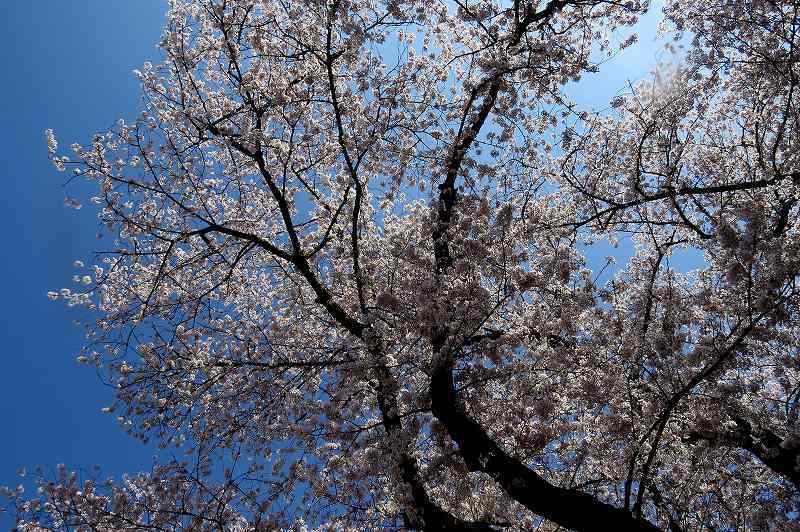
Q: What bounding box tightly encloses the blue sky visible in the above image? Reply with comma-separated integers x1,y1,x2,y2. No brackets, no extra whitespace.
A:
0,0,670,525
0,1,166,524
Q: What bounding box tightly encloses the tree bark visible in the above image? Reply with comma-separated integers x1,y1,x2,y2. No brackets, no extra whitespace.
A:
429,365,661,532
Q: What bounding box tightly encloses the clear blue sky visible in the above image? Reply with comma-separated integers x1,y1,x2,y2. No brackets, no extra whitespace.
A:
0,1,669,525
0,1,166,524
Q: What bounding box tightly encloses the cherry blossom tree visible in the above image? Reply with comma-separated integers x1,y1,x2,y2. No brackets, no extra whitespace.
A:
6,0,800,529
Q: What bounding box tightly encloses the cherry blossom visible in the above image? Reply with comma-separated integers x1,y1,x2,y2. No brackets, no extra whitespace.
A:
6,0,800,529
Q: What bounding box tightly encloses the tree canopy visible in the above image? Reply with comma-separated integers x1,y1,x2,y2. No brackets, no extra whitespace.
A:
6,0,800,529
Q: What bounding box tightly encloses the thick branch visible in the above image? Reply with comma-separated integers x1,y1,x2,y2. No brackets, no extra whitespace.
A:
372,350,497,530
685,417,800,489
433,0,572,272
429,365,660,531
